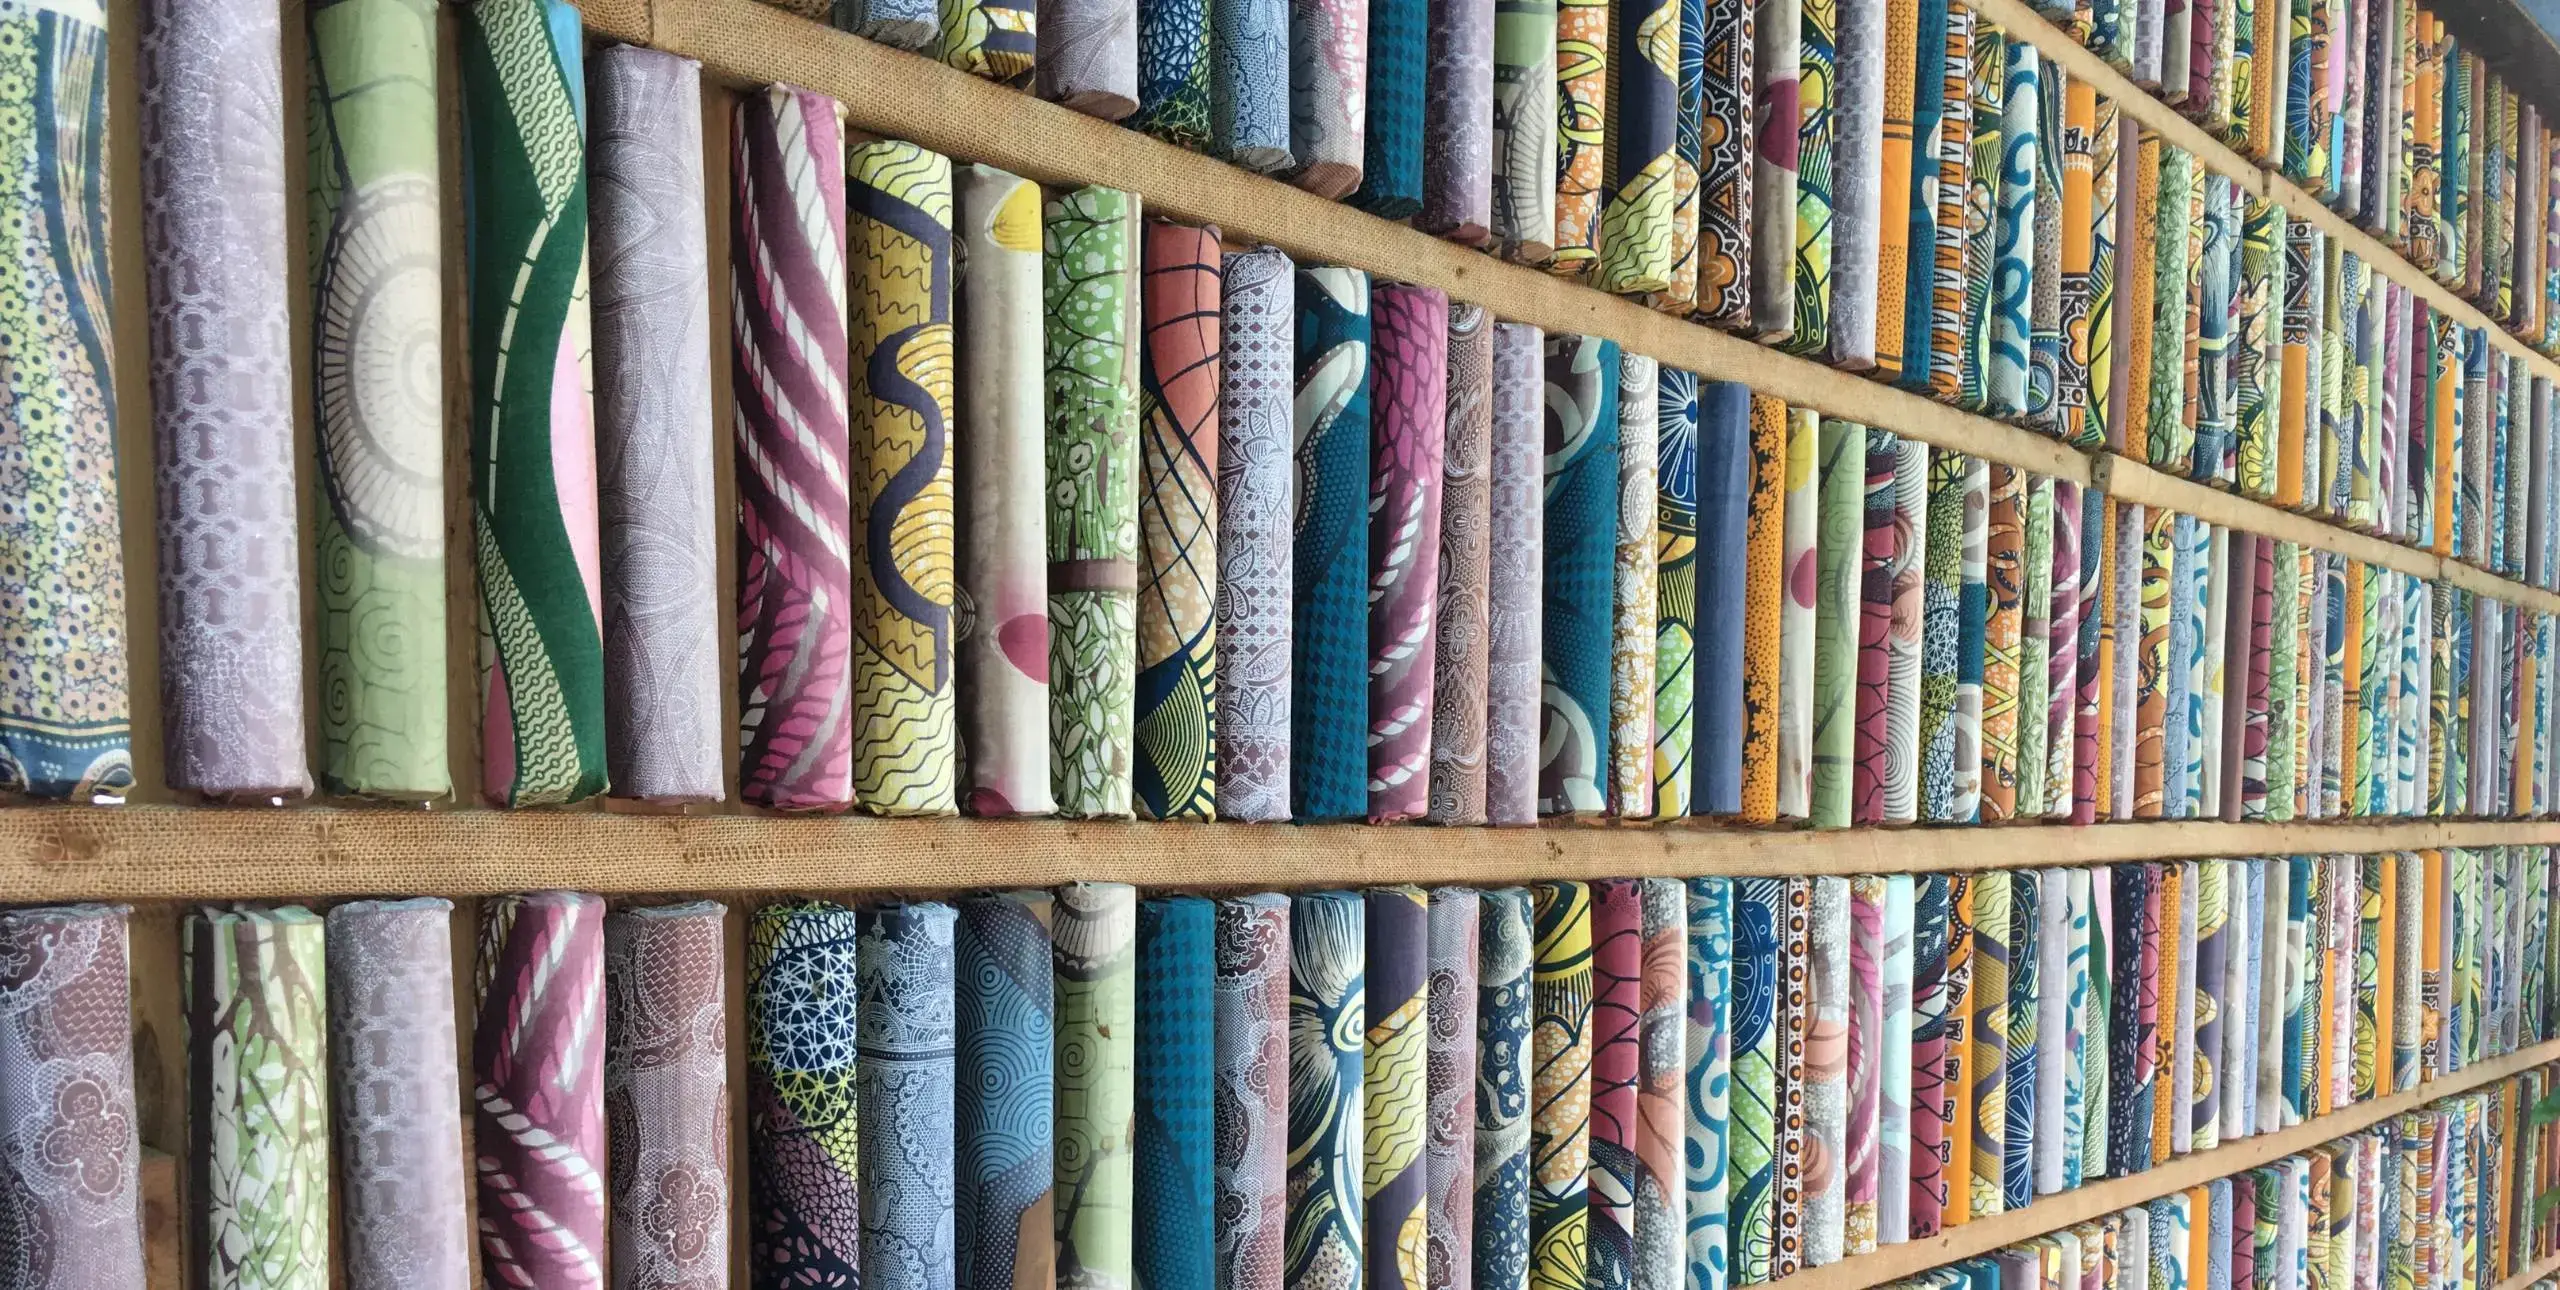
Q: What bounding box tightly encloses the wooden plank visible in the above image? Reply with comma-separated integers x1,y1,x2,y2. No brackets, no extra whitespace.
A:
2494,1250,2560,1290
6,805,2555,900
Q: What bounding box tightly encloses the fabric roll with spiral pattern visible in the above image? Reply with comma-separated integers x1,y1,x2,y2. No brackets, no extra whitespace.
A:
958,892,1057,1290
1136,222,1222,820
327,899,470,1290
1369,287,1450,823
1214,894,1290,1290
603,902,731,1290
734,85,853,811
1215,247,1295,820
475,892,607,1287
0,907,144,1289
1432,304,1496,824
1683,879,1734,1290
1134,897,1215,1290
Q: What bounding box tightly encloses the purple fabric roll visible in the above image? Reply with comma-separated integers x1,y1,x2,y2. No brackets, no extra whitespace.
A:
0,906,143,1290
1420,0,1496,242
142,0,308,800
1371,285,1452,822
475,892,608,1288
1041,0,1142,116
1218,247,1297,821
1431,304,1496,824
605,902,732,1289
1486,321,1547,824
327,899,472,1290
1287,0,1369,196
1428,888,1480,1285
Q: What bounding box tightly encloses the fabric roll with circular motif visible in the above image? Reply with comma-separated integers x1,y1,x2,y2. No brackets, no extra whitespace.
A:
1041,0,1141,117
1135,897,1216,1290
590,47,723,805
603,902,731,1290
1288,0,1370,196
1541,335,1622,816
734,85,854,811
462,0,609,807
1136,222,1223,821
1486,324,1548,824
1215,247,1295,821
1431,304,1496,824
749,900,862,1283
143,0,307,801
327,899,470,1290
1212,893,1289,1290
0,906,144,1290
958,892,1058,1290
1212,0,1291,168
1293,267,1373,822
1369,287,1450,823
188,906,330,1290
1419,0,1496,242
859,903,959,1290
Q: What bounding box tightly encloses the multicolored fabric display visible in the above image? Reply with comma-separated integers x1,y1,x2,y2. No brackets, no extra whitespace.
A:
957,167,1056,816
1288,0,1368,196
733,85,853,812
1048,188,1143,819
1435,306,1496,824
1420,0,1496,241
750,900,863,1282
463,0,607,806
1477,888,1537,1289
1846,877,1886,1254
1212,895,1287,1290
1352,0,1427,215
1488,324,1547,824
1365,888,1430,1290
1550,0,1610,276
1613,356,1661,818
0,907,142,1287
959,892,1058,1290
476,892,607,1286
1290,890,1366,1290
857,904,959,1290
1133,222,1223,821
1039,0,1140,117
1132,898,1214,1290
308,0,445,800
1532,883,1596,1290
1370,288,1450,822
187,908,330,1290
588,47,722,804
1542,335,1621,816
143,0,306,801
1426,890,1480,1287
327,900,471,1289
1056,884,1141,1290
1854,429,1901,826
1134,0,1213,146
1295,267,1374,821
937,0,1040,84
601,903,731,1290
1212,246,1292,821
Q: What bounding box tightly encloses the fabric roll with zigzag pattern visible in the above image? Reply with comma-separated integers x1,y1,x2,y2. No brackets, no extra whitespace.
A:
858,903,959,1290
848,141,960,816
1212,895,1288,1290
474,893,607,1287
1541,336,1621,816
1613,357,1661,817
958,892,1058,1290
187,907,330,1289
1592,881,1645,1289
1056,884,1141,1290
749,901,862,1282
1365,888,1431,1290
463,0,607,807
1135,221,1222,820
1685,879,1734,1290
1531,882,1597,1290
1693,381,1749,815
1047,189,1144,819
327,900,469,1289
1134,0,1213,147
1656,371,1701,818
603,902,731,1290
1425,890,1480,1287
1213,247,1293,821
732,86,853,812
1825,0,1885,369
1694,0,1754,326
1370,287,1449,822
1476,888,1537,1290
1597,0,1680,295
1134,898,1215,1290
1289,891,1366,1290
1294,268,1373,821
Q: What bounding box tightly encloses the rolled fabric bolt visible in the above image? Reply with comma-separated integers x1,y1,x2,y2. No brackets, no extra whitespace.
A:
1216,247,1295,821
1047,187,1143,819
475,893,607,1286
1777,407,1821,820
328,899,471,1290
1288,0,1369,196
1491,0,1557,257
1780,0,1834,356
1611,354,1661,818
1986,42,2037,420
1548,0,1609,277
1213,894,1289,1290
1294,266,1373,821
1420,0,1496,242
188,907,330,1289
1369,285,1450,823
1682,879,1734,1286
1041,0,1141,117
1853,428,1902,826
748,900,862,1281
938,0,1040,84
144,0,307,801
849,140,961,816
1425,889,1480,1284
1918,449,1965,821
1366,887,1431,1290
462,0,608,807
958,892,1058,1290
1956,30,2002,412
1529,883,1595,1290
1430,303,1495,824
1485,323,1547,824
1136,898,1216,1290
734,84,854,811
1135,0,1214,146
1287,890,1366,1290
958,166,1057,816
860,903,959,1290
1804,877,1851,1263
1826,0,1886,369
1056,883,1140,1290
1213,0,1292,167
308,0,445,799
847,0,941,44
1884,438,1929,823
1921,3,1973,402
603,902,732,1290
2025,58,2064,432
1135,220,1223,821
1736,390,1784,823
1692,0,1755,327
1654,369,1701,819
1748,0,1802,340
589,47,722,804
1811,417,1863,828
1595,0,1680,295
1846,877,1887,1254
1892,0,1945,387
1541,334,1621,816
1726,878,1782,1277
0,906,144,1288
1653,0,1706,316
1353,0,1428,216
1631,879,1689,1288
1590,884,1643,1287
1475,889,1536,1287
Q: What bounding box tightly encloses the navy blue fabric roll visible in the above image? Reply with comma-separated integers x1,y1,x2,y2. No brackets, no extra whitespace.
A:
1293,267,1374,821
1695,381,1752,816
1365,886,1431,1290
1135,895,1217,1290
1538,334,1621,816
1352,0,1428,216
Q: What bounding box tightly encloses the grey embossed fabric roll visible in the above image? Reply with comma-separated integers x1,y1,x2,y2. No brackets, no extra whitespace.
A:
326,898,471,1290
1825,0,1885,370
1419,0,1494,243
1287,0,1369,197
590,46,724,805
1430,304,1494,824
605,902,731,1290
143,0,308,801
1039,0,1140,118
1218,247,1296,822
1486,321,1545,825
845,0,941,47
0,906,144,1290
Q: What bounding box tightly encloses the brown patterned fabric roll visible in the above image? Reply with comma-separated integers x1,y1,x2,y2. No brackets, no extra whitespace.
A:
605,902,732,1289
326,898,471,1290
0,906,143,1290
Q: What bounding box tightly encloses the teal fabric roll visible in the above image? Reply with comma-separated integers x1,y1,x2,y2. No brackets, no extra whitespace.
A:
1293,268,1373,821
1353,0,1428,215
1289,891,1367,1290
1136,896,1215,1290
1541,334,1622,816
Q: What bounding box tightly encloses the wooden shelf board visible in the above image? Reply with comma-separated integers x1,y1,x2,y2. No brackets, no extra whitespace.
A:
5,806,2554,901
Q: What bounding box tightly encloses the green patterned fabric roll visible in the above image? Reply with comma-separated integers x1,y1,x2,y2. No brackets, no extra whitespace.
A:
1812,418,1867,828
2145,147,2194,472
1045,187,1143,818
461,0,607,806
1058,882,1140,1290
309,0,447,798
185,907,329,1289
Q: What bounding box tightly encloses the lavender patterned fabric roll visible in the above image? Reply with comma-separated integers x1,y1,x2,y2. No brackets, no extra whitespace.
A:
1214,0,1291,168
143,0,307,800
604,902,732,1289
1371,285,1451,822
327,899,471,1290
860,904,958,1290
590,46,724,804
1421,0,1496,241
1486,322,1546,824
1428,890,1481,1287
0,906,143,1290
1215,894,1290,1290
1041,0,1142,116
1827,0,1886,369
476,892,608,1288
1289,0,1369,195
1215,247,1294,821
1433,305,1495,823
1805,876,1851,1266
